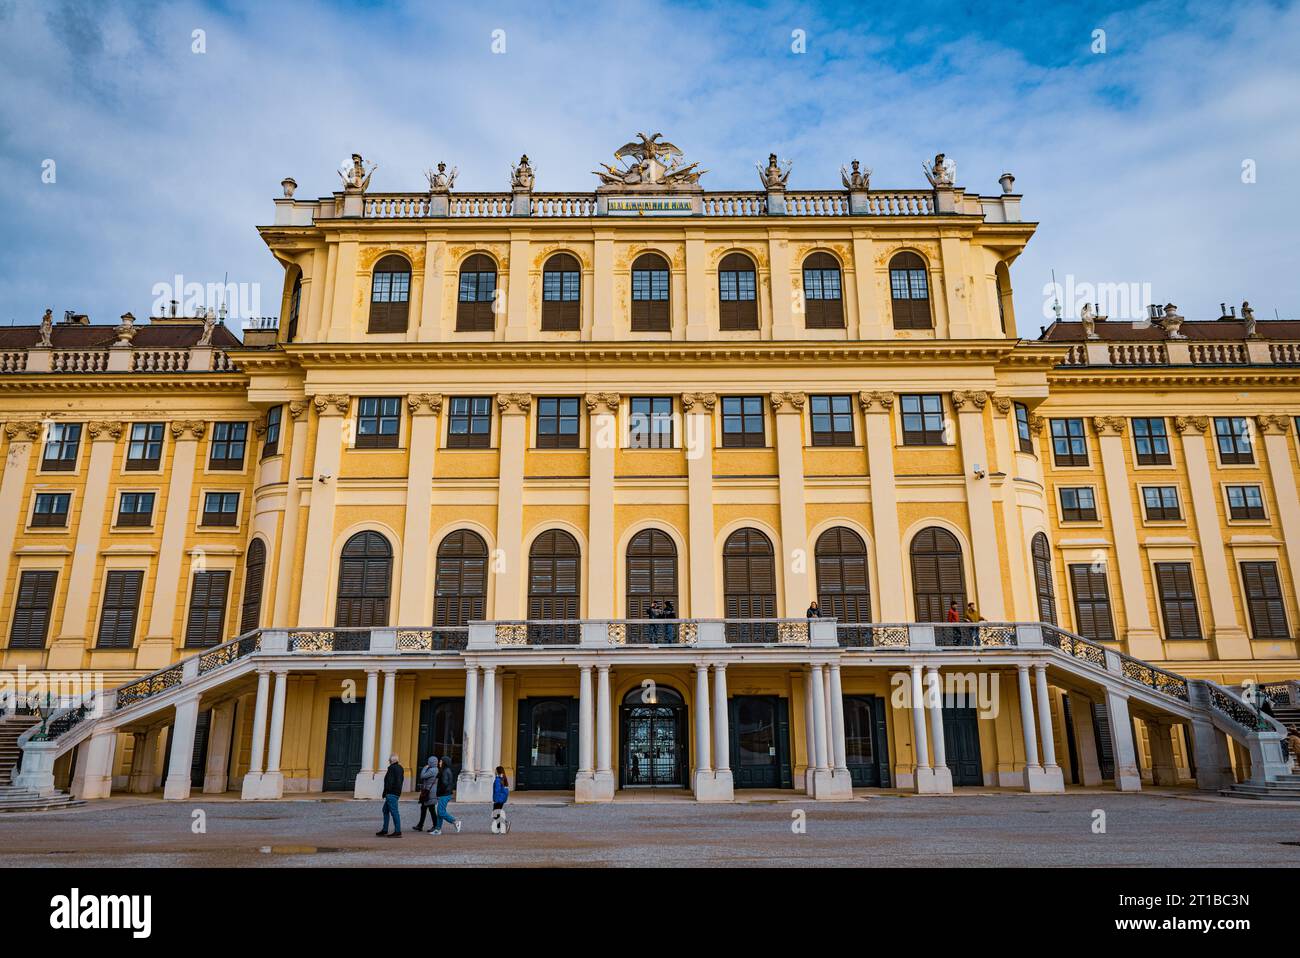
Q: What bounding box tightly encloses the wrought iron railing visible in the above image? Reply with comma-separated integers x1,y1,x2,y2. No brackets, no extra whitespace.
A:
836,623,910,649
396,628,469,652
197,632,261,673
289,629,372,652
116,666,184,708
1119,655,1190,702
1041,625,1108,668
1209,685,1265,728
933,622,1018,648
724,618,811,645
1260,682,1294,707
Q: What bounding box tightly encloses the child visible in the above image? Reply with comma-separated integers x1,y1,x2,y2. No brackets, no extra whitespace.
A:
491,766,510,834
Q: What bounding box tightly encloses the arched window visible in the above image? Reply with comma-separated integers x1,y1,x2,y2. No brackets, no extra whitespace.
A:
335,531,392,627
434,530,488,628
631,252,670,332
802,252,844,329
815,527,870,642
890,252,933,329
995,264,1012,335
718,252,758,330
368,255,411,333
627,529,679,641
528,530,580,644
1031,532,1058,626
239,538,266,634
456,253,498,332
722,528,776,643
541,253,581,331
909,527,965,622
286,274,302,342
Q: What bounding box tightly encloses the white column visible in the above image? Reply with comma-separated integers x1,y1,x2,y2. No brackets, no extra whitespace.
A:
240,670,271,798
811,664,829,771
378,669,397,769
684,395,718,616
479,665,497,778
458,665,479,793
493,670,505,768
594,665,615,798
1104,688,1143,791
828,665,848,772
925,666,953,792
352,669,380,798
803,668,818,794
1017,664,1040,767
712,664,732,778
260,670,289,798
163,696,202,801
1033,664,1064,791
694,664,712,776
202,700,236,793
909,664,930,772
575,664,596,800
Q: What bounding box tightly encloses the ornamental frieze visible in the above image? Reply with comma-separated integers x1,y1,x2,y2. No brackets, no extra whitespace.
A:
87,420,124,440
406,393,443,415
313,394,352,417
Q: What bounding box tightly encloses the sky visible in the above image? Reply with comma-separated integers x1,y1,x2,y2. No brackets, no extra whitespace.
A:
0,0,1297,335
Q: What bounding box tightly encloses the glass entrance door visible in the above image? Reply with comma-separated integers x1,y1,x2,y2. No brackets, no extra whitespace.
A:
619,685,686,787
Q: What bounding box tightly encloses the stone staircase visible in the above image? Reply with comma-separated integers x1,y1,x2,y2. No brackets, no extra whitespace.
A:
0,714,83,812
1220,773,1300,803
0,714,39,783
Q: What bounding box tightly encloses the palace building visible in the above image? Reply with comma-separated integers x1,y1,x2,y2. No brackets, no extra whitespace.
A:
1,138,1297,808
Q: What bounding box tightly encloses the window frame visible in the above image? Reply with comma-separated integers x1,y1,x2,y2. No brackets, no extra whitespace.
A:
1225,483,1267,521
201,491,241,528
368,254,412,334
541,252,582,332
9,569,58,649
718,252,759,331
801,252,844,330
628,396,674,449
535,396,582,450
1049,418,1089,467
888,251,933,330
1153,561,1203,641
30,491,71,529
354,396,402,450
720,395,766,449
1131,417,1172,466
455,253,499,333
96,569,145,649
1240,561,1290,639
125,422,165,472
40,422,82,473
809,394,856,447
630,252,671,332
899,394,946,447
1058,486,1099,523
261,405,283,459
1014,403,1034,454
1140,485,1182,522
1213,416,1254,465
208,421,248,471
115,490,157,528
446,396,493,450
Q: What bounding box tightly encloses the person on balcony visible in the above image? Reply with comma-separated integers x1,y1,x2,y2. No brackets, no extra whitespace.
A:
806,600,821,618
964,602,984,622
663,599,677,643
414,756,438,831
431,755,461,836
647,600,663,644
375,754,404,838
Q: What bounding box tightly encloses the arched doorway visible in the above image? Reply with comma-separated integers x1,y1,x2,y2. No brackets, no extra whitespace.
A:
723,527,777,643
814,526,871,644
335,531,392,627
619,685,687,787
527,529,580,644
626,529,679,643
909,526,966,623
1031,532,1058,625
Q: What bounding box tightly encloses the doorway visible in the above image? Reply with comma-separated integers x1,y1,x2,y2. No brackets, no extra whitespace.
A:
620,685,687,787
728,695,792,788
516,697,578,790
322,697,366,791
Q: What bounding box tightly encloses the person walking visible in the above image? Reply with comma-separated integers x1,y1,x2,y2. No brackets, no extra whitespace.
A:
375,753,403,837
414,755,438,831
491,766,510,834
431,755,462,836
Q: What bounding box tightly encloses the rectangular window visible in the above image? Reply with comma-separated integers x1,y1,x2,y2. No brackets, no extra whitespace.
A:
201,491,240,527
447,396,492,449
9,570,58,649
719,269,757,302
1141,486,1182,521
372,270,409,304
31,492,71,528
629,397,674,449
542,271,580,302
355,396,401,449
208,421,247,470
116,491,156,527
1214,416,1253,464
900,394,945,446
185,570,231,647
1014,403,1033,454
1059,487,1098,522
262,405,282,458
1131,417,1171,466
1068,564,1116,642
721,396,765,448
1155,562,1202,640
1226,484,1265,520
96,570,144,649
631,269,669,302
536,397,581,449
890,269,928,300
1050,418,1088,466
125,422,165,470
810,395,855,447
41,423,81,472
1241,561,1289,639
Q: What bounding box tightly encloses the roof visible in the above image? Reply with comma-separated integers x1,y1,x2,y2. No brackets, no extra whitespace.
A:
0,321,242,350
1037,319,1300,342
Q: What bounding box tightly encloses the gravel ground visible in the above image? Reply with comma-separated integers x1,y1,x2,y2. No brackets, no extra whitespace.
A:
2,790,1298,867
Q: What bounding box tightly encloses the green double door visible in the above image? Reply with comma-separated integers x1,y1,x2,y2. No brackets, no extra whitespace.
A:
842,695,892,787
323,698,366,791
416,697,465,781
728,695,792,789
516,697,579,790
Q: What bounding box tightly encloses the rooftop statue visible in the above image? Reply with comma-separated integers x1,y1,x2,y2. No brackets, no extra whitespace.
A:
38,308,53,347
1080,302,1098,340
510,154,535,192
757,152,792,190
840,159,870,190
593,132,706,190
338,153,376,192
1242,301,1258,338
424,161,458,194
923,152,954,188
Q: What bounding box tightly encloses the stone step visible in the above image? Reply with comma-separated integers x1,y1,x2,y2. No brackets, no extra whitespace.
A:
1219,789,1300,803
0,798,84,813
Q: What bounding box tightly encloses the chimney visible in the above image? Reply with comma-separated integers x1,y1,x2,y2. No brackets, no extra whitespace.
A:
60,310,90,326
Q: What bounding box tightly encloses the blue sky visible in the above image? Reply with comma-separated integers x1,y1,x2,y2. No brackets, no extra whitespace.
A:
1,0,1297,333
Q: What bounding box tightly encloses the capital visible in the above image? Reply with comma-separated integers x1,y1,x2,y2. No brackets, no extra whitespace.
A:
3,420,42,442
858,390,894,412
406,393,444,415
313,394,352,417
1090,416,1126,436
991,395,1013,414
1172,415,1209,434
496,393,532,415
1257,414,1291,435
681,392,717,413
169,420,207,440
289,400,309,421
584,392,620,414
769,391,806,413
951,390,988,411
86,420,124,441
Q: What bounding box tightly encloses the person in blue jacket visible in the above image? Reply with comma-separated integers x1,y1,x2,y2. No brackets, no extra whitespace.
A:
491,766,510,833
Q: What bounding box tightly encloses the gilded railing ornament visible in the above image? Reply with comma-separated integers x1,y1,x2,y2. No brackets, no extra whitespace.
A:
680,392,717,412
496,623,529,646
584,392,620,414
678,621,699,646
496,393,532,415
769,391,806,412
170,420,207,440
858,390,894,412
313,394,351,417
4,420,42,441
406,393,443,415
607,622,627,646
289,631,336,652
872,625,909,648
86,420,124,441
397,629,434,651
1172,415,1209,434
776,621,810,645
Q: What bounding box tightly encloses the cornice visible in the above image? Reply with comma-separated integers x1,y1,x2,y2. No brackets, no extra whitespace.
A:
1048,366,1300,390
0,375,246,394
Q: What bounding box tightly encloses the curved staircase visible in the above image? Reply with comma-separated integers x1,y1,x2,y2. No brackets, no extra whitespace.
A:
0,714,82,812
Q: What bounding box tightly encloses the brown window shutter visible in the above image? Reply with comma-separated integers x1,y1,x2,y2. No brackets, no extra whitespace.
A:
909,527,966,622
239,539,266,634
814,527,871,627
434,530,489,628
185,570,230,647
1241,562,1289,639
10,570,58,649
335,531,392,628
96,570,144,649
1030,533,1058,625
1069,564,1116,642
1155,562,1202,641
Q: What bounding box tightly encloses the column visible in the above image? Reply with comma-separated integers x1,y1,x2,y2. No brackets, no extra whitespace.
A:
1016,665,1043,792
767,230,796,339
417,238,445,340
378,669,397,771
202,700,237,793
271,401,310,626
1104,688,1142,791
712,664,734,794
493,396,529,618
71,729,118,800
802,668,818,794
128,728,160,794
0,423,39,608
861,395,906,620
493,670,505,769
850,235,883,338
458,665,480,793
692,664,714,797
1147,719,1179,786
811,664,830,771
398,395,441,623
586,394,619,618
163,696,202,801
1067,691,1104,786
684,235,710,340
909,664,935,793
953,392,1004,619
925,666,953,792
575,665,596,801
684,394,718,616
240,669,272,799
354,669,380,797
479,665,497,779
1094,417,1160,657
594,665,615,798
1032,664,1065,791
824,663,854,799
260,670,289,799
990,396,1032,618
772,393,811,615
48,421,120,670
298,396,349,626
1261,418,1300,613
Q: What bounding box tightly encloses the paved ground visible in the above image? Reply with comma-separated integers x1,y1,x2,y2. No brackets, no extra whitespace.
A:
2,788,1298,867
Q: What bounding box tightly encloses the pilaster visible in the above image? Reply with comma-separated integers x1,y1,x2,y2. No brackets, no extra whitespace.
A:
493,394,530,618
